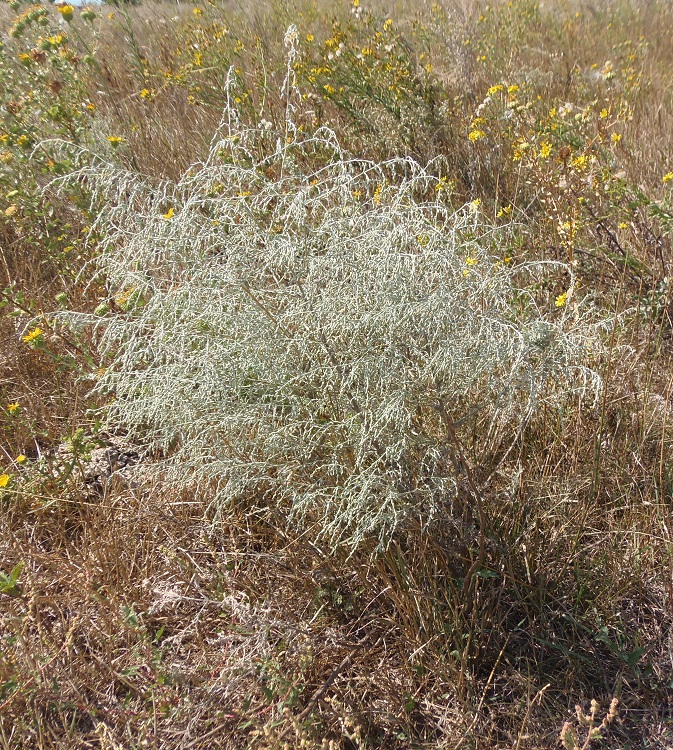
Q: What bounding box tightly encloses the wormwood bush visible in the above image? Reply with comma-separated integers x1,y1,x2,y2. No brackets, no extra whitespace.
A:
64,80,606,551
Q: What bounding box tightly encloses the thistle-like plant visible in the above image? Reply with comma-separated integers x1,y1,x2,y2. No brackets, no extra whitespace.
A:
59,41,606,551
561,698,620,750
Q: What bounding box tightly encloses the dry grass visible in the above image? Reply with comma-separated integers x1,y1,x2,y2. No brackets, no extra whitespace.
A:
1,0,673,747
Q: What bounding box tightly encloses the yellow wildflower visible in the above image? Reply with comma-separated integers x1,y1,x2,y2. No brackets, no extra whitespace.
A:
465,256,478,266
115,287,136,306
487,84,503,95
555,292,568,308
22,327,44,344
618,222,628,229
600,108,609,118
163,207,175,220
663,172,673,184
106,136,124,146
57,4,74,21
16,455,26,463
611,133,622,144
192,6,203,14
7,403,19,414
468,130,485,143
0,474,9,488
539,142,552,159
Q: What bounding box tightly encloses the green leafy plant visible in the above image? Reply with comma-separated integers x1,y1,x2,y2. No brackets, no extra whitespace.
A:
0,561,24,597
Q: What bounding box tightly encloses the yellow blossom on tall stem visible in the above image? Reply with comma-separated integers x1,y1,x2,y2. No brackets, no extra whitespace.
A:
58,4,74,22
22,327,44,344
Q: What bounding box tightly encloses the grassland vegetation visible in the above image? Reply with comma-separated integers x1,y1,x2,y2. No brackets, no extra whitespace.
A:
1,0,672,748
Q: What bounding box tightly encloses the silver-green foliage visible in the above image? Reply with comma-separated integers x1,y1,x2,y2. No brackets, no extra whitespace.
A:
70,104,603,549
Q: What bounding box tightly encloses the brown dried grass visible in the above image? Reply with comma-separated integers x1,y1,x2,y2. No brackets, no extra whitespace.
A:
1,0,673,747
